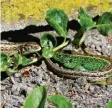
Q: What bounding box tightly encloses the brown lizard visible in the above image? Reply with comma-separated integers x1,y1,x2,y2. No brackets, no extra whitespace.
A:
1,41,112,84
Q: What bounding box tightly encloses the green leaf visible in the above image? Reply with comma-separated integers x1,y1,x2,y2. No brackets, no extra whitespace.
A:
0,51,11,72
22,56,38,66
6,68,17,76
48,94,73,108
40,33,57,48
97,12,112,36
72,28,85,47
42,47,54,58
45,8,68,37
23,86,47,108
13,54,22,69
106,99,112,108
5,54,22,76
78,7,96,30
6,55,38,76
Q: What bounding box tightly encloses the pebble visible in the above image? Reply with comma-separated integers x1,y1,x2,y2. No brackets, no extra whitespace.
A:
14,73,21,78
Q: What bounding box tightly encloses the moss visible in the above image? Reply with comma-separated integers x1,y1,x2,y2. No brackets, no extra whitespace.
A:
1,0,112,23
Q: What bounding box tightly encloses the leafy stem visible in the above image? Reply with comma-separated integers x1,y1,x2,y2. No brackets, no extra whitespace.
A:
79,32,86,46
92,23,112,28
53,40,69,52
78,27,93,46
40,8,69,58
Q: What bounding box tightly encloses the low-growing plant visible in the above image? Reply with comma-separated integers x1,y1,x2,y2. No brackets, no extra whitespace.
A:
1,7,112,75
0,51,38,76
23,85,112,108
23,86,73,108
41,7,112,58
73,7,112,47
40,8,69,58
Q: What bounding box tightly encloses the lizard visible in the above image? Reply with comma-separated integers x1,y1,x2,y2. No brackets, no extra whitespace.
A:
1,41,112,85
1,41,41,55
0,41,41,75
45,53,112,81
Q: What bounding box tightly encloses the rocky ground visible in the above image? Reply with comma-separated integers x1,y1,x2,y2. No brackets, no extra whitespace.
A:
1,28,112,108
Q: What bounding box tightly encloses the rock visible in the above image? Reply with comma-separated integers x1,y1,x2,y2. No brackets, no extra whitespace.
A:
1,0,112,32
76,77,87,87
84,29,112,57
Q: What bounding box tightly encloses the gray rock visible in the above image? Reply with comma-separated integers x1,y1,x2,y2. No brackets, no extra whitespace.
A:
84,29,112,57
76,77,88,87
